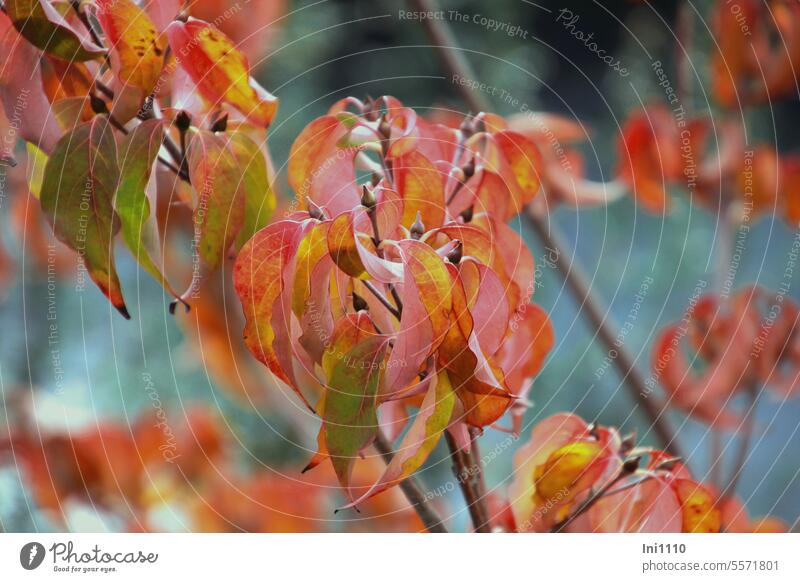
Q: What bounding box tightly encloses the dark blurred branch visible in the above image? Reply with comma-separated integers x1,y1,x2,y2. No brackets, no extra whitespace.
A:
720,382,759,499
408,0,485,113
408,0,683,459
526,212,683,458
374,432,448,532
444,432,491,532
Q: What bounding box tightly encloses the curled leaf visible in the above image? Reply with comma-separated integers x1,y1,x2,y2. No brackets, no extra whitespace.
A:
116,118,179,299
5,0,105,61
166,18,278,127
40,117,128,317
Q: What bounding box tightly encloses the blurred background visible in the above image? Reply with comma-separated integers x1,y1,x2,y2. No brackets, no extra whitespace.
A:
1,0,798,532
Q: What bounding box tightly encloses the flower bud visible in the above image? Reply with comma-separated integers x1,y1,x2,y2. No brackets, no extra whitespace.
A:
445,240,463,264
361,184,377,210
175,110,192,132
210,112,228,133
352,292,368,312
462,157,476,180
410,211,425,240
307,197,326,221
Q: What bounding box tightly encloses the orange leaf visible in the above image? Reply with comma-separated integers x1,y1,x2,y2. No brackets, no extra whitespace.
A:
96,0,165,94
166,18,278,127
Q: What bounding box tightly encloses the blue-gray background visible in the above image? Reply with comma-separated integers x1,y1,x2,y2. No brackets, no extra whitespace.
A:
1,0,798,531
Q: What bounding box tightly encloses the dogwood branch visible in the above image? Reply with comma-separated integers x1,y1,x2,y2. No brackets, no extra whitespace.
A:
408,0,683,459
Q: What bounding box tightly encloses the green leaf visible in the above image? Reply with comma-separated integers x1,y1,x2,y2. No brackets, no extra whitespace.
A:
186,129,246,272
40,117,128,317
25,143,48,199
6,0,106,61
323,336,389,498
344,369,455,507
228,132,275,249
116,118,179,299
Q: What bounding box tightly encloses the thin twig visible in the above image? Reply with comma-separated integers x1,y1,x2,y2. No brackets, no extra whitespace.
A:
551,460,639,532
526,212,683,458
408,0,484,113
363,280,401,319
720,383,759,499
373,432,448,533
444,432,491,532
468,427,490,527
69,0,104,51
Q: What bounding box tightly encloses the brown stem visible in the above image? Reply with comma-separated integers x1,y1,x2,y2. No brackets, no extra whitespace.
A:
373,432,448,533
468,427,490,526
70,0,104,48
720,383,759,499
407,0,485,113
526,211,683,458
362,281,401,319
444,432,491,532
551,460,639,532
675,1,693,112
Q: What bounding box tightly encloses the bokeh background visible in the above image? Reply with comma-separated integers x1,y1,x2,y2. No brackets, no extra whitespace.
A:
1,0,798,532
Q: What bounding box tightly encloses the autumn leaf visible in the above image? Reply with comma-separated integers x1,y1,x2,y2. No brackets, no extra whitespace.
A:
438,262,513,427
343,369,455,507
0,12,62,153
185,129,246,271
116,118,179,299
234,219,316,411
393,150,446,230
288,114,359,215
166,18,278,127
293,221,336,364
5,0,105,61
228,132,275,249
95,0,166,94
327,211,368,279
322,335,389,499
40,117,128,317
673,480,722,533
382,239,452,397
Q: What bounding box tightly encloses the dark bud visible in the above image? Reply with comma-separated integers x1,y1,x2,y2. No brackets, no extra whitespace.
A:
622,456,641,474
445,240,463,265
210,112,228,133
459,114,474,137
462,157,476,180
175,110,192,132
410,211,425,240
0,154,17,168
620,430,637,454
361,184,377,210
89,93,109,115
370,172,382,187
352,292,368,312
176,11,190,22
459,205,474,223
306,197,326,220
378,115,392,140
473,116,487,135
